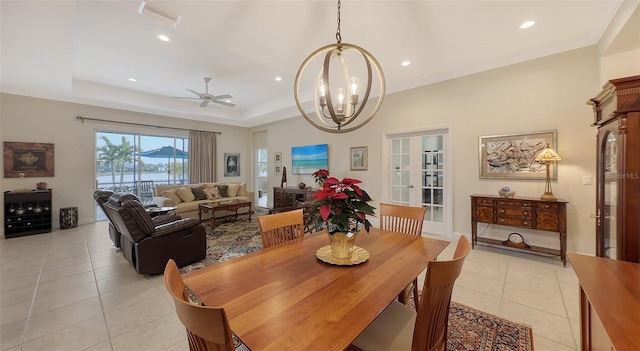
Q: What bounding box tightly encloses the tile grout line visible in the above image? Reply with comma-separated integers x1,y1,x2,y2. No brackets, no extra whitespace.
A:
82,224,116,351
19,234,53,350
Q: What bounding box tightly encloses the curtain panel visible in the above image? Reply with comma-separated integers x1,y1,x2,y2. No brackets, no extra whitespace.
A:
188,131,217,183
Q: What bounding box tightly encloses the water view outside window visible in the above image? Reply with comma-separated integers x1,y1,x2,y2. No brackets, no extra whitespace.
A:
96,131,189,203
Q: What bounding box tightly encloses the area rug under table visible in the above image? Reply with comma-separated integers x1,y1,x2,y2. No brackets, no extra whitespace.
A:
446,302,533,351
181,210,534,351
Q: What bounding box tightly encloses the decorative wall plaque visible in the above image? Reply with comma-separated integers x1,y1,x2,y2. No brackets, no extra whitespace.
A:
3,142,55,178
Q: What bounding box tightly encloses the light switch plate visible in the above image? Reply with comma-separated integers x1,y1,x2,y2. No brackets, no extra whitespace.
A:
583,176,592,185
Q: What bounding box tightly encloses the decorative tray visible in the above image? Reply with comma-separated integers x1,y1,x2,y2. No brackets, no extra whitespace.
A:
316,245,370,266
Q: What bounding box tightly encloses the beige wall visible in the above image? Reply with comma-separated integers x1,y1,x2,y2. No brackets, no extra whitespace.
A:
253,46,602,255
0,95,253,226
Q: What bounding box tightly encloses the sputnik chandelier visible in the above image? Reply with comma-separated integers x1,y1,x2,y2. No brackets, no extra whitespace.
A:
294,0,385,133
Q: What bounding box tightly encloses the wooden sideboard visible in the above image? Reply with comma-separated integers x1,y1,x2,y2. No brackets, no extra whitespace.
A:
273,187,316,209
568,253,640,350
470,194,568,265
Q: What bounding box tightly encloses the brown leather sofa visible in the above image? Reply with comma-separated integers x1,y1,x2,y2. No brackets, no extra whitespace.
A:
93,190,182,249
103,193,207,274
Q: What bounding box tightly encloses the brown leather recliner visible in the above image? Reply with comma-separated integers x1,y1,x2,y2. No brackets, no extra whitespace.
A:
104,193,206,274
93,190,181,249
94,190,121,248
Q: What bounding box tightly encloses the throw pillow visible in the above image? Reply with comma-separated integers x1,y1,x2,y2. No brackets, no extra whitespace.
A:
204,187,222,200
237,183,247,196
216,185,229,198
192,186,207,201
175,187,196,202
227,183,240,197
161,189,183,205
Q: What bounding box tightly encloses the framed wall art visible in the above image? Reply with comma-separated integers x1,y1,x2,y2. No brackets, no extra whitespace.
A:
224,153,240,177
274,152,282,163
4,142,55,178
479,130,557,179
350,146,368,171
291,143,328,174
274,164,282,175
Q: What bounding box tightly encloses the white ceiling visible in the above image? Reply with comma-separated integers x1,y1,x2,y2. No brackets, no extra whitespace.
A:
0,0,630,128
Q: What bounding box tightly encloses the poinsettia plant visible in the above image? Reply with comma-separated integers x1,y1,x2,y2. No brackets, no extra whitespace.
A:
309,177,376,234
312,169,330,184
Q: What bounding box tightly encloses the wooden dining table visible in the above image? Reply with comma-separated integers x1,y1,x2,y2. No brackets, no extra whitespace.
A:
182,227,450,351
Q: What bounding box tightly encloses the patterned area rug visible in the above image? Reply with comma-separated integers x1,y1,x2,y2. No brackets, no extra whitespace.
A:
446,302,533,351
180,209,533,351
179,208,266,274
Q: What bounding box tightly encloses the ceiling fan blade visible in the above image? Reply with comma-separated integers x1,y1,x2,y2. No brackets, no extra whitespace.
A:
172,97,201,100
200,100,210,107
212,100,235,108
186,89,204,98
213,94,233,100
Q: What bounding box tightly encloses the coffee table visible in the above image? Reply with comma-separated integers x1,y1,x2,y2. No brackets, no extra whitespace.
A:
145,206,177,218
198,200,253,227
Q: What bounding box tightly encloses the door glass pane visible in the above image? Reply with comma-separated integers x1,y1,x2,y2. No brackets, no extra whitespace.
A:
422,189,432,204
603,131,617,259
432,206,444,223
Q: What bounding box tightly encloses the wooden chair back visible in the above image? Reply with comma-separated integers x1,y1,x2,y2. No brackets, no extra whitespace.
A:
164,259,235,351
380,203,427,236
257,209,305,248
412,236,470,351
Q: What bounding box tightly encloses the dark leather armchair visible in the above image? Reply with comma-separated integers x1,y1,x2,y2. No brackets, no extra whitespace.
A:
93,190,181,249
103,193,206,274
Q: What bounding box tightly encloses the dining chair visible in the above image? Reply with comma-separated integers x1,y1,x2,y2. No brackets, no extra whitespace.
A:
379,202,428,307
164,259,249,351
349,236,471,351
257,208,305,248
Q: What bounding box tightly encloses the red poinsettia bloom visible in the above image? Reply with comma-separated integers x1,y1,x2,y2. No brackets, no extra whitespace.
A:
309,177,375,234
312,169,330,183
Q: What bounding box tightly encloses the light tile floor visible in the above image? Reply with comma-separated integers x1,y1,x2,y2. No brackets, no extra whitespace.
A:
1,222,580,351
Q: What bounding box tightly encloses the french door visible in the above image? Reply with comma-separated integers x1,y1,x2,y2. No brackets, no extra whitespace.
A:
384,127,452,238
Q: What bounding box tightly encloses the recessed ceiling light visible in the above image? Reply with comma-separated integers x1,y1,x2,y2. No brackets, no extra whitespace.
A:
275,77,282,81
128,78,137,82
401,61,411,67
520,20,536,29
157,34,170,42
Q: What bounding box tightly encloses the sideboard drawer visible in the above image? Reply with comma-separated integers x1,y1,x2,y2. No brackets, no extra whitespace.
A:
536,202,560,211
496,216,534,228
495,207,533,217
475,198,494,206
496,199,534,208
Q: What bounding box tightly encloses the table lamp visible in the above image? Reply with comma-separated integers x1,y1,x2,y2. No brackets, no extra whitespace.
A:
535,144,562,201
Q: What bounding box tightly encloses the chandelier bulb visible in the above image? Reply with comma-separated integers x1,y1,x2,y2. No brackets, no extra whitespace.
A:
349,77,359,95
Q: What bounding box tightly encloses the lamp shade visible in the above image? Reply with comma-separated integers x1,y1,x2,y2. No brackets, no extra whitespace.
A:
535,144,562,162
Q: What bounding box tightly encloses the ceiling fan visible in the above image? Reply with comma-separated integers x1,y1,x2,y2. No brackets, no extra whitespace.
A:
174,77,235,108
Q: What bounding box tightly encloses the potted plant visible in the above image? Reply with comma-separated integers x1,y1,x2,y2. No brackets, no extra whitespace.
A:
309,177,376,258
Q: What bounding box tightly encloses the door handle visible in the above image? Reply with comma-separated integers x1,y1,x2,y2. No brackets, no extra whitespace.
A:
591,209,601,226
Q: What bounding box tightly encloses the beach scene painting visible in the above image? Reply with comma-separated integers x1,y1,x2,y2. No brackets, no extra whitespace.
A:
292,143,328,174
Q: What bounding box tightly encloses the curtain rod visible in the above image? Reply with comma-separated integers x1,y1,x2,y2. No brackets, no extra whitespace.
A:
76,116,222,134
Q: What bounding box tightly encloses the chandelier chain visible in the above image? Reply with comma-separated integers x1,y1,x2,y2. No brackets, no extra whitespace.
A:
335,0,342,43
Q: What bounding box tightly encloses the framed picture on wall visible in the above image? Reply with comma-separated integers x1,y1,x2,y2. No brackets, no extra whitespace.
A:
4,142,55,177
274,152,282,163
479,130,557,179
274,164,282,175
350,146,368,171
224,153,240,177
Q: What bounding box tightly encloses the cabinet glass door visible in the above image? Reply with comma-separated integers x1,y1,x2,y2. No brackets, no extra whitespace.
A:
600,130,618,259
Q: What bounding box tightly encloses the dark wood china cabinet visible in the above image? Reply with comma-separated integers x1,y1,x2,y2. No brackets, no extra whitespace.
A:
588,75,640,262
